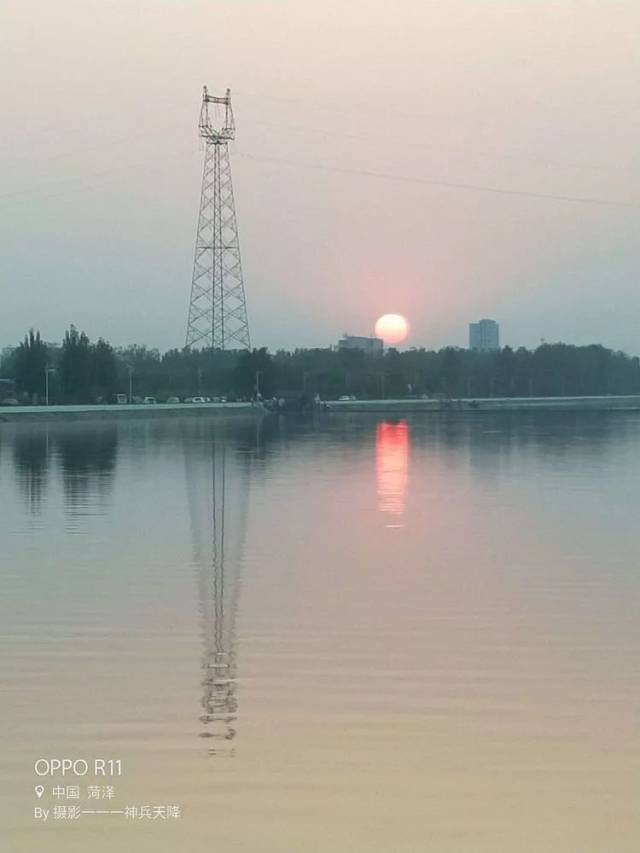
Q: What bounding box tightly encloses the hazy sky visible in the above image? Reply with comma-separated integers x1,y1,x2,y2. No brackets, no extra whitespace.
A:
1,0,639,353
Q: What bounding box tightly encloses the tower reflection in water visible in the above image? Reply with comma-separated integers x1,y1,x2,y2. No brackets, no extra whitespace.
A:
376,420,409,527
184,424,254,757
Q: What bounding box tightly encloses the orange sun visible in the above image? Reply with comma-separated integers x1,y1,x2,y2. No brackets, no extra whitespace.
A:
374,314,409,345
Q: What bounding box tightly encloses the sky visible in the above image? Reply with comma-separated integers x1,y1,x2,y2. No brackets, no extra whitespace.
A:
1,0,639,354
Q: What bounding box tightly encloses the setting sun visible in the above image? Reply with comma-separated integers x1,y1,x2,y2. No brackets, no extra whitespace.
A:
374,313,409,345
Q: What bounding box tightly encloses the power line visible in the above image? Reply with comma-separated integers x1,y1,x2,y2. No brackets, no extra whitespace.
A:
0,133,634,212
0,145,198,208
244,116,621,176
238,151,637,209
241,91,635,175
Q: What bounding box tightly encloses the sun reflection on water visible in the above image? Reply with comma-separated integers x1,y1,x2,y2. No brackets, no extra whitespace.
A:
376,420,409,527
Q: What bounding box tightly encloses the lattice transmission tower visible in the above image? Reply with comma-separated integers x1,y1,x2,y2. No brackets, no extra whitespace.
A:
185,86,251,350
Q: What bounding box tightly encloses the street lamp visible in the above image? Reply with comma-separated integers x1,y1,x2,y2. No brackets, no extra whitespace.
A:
127,364,134,404
44,364,56,406
255,370,263,399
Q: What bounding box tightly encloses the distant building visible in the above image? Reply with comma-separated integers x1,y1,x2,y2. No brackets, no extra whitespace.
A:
0,378,16,397
338,334,384,356
469,319,500,351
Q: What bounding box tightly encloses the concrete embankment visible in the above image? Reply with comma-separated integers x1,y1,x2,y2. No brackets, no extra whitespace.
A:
327,395,640,413
0,401,261,423
3,396,640,423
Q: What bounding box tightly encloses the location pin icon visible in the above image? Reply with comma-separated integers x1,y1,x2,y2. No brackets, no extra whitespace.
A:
34,785,44,799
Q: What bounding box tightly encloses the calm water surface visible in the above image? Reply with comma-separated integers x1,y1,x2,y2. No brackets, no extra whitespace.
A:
1,412,639,852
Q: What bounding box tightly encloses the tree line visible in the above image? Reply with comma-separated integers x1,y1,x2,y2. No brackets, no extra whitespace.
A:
2,326,639,403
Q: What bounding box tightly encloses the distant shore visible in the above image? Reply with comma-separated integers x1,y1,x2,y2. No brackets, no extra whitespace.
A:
327,395,640,413
2,395,640,423
0,401,259,423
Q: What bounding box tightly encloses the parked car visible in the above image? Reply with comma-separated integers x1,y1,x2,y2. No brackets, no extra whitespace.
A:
190,396,207,403
1,398,19,406
338,395,351,401
166,396,180,404
115,393,128,405
143,396,157,405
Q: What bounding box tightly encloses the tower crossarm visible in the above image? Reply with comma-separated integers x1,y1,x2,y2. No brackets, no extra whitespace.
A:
199,85,235,143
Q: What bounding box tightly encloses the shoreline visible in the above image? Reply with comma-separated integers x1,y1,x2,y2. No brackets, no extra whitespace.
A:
0,401,261,423
326,395,640,413
2,395,640,422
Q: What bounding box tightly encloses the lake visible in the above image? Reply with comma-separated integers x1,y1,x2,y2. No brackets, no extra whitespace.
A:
1,412,638,852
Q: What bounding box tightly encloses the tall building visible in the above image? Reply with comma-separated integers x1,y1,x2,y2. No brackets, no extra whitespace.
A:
338,334,384,356
469,319,500,351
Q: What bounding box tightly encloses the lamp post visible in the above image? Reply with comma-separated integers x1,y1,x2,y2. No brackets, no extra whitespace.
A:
127,364,134,404
44,365,56,406
255,370,263,399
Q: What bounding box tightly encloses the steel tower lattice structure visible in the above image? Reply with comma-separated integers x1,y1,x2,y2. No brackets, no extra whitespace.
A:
185,86,251,350
184,422,256,757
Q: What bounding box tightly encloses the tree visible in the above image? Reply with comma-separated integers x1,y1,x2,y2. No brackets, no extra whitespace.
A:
91,338,118,401
495,346,516,396
13,329,49,399
440,347,463,396
59,325,92,403
6,331,640,403
234,348,275,397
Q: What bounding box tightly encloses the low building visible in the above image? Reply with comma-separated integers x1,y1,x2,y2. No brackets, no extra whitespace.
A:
338,334,384,356
469,319,500,351
0,378,16,399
